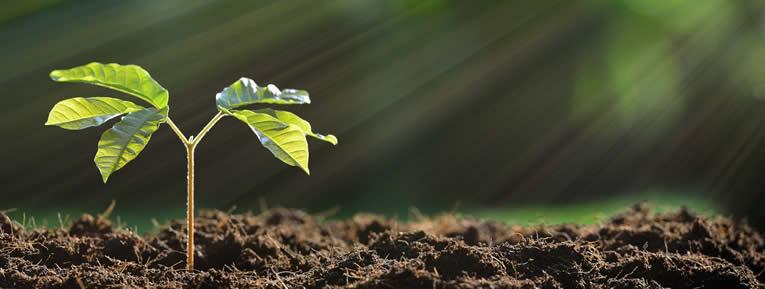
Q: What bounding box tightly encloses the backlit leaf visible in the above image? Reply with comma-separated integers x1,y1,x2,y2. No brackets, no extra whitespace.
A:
253,108,338,145
229,109,310,174
50,62,169,109
45,97,143,130
94,107,166,182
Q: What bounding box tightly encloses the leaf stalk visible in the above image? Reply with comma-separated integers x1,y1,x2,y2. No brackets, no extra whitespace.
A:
165,118,189,144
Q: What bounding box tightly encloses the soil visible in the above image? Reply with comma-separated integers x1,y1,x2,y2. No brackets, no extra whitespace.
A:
0,204,763,289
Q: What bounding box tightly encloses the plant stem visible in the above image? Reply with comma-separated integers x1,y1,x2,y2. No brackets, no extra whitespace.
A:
165,113,226,271
191,112,225,145
185,143,195,270
166,118,189,144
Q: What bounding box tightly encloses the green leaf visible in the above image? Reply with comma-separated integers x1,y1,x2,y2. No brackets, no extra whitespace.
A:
216,78,310,110
45,97,144,130
50,62,169,109
94,107,166,182
253,108,338,145
230,109,310,174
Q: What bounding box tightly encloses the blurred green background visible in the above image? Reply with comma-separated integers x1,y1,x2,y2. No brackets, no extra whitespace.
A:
1,0,764,230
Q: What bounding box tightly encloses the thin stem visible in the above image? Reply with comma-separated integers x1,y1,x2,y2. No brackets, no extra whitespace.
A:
163,111,227,271
166,118,190,144
180,111,226,271
191,111,225,146
185,144,195,271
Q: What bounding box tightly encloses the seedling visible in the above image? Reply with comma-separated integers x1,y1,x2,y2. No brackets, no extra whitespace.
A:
45,62,337,270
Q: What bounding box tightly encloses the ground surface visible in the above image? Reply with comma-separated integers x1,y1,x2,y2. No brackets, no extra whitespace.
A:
0,204,763,289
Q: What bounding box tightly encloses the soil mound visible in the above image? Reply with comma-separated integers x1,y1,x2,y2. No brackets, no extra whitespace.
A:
0,204,763,288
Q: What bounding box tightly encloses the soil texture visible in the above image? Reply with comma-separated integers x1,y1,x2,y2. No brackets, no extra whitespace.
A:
0,204,763,288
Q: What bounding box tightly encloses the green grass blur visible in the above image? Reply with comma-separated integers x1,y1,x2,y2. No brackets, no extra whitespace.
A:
5,192,716,234
466,193,716,225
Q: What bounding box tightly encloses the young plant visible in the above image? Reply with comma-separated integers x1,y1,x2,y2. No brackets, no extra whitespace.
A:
45,62,337,270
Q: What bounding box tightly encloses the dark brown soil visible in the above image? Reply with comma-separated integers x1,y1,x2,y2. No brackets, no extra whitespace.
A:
0,204,763,288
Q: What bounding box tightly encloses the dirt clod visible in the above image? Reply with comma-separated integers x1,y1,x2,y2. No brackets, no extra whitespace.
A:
0,205,763,288
68,213,112,236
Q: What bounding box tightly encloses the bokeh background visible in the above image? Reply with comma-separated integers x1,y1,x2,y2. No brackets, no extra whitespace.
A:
2,0,764,231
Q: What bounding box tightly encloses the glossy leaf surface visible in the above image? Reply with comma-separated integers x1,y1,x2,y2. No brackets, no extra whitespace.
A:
45,97,143,130
216,78,310,110
50,62,169,108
